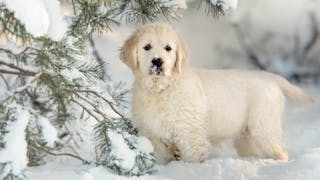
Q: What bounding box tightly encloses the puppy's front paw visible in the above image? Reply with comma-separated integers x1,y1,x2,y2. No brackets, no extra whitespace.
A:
180,143,209,163
173,148,181,161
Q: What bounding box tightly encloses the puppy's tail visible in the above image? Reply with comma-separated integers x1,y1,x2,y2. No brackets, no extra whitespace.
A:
272,75,315,103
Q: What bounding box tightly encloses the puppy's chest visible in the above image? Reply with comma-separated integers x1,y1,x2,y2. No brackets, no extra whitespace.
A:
132,91,178,138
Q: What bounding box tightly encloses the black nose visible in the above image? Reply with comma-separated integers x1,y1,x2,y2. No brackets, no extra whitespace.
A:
152,58,163,67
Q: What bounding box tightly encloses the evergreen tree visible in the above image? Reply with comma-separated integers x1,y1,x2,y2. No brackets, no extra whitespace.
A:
0,0,234,179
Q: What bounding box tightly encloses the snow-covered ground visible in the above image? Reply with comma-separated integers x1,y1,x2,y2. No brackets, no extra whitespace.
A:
25,85,320,179
25,1,320,179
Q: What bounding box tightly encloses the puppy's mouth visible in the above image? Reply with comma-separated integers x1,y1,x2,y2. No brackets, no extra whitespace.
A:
149,65,164,76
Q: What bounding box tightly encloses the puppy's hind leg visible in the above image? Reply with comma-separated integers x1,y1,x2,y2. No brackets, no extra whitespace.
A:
235,129,260,157
235,128,288,160
244,92,288,161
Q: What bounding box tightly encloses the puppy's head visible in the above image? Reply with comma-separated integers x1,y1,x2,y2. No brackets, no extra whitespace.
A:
120,23,188,78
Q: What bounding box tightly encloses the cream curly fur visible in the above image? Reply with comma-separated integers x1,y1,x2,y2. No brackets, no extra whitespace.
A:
120,23,314,164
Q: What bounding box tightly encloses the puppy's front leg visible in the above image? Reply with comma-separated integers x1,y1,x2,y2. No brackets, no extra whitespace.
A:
174,128,210,163
148,135,175,164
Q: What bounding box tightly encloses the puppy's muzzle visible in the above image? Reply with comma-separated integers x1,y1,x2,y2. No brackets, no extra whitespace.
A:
150,58,164,75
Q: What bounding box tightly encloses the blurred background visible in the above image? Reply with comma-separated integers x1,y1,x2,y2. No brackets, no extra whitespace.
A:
95,0,320,86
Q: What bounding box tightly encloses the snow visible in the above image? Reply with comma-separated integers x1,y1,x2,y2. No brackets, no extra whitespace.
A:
0,105,30,178
81,166,150,180
37,116,58,147
0,0,67,41
25,87,320,179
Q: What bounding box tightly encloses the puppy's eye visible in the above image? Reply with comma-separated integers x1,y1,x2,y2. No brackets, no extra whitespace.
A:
143,44,151,51
165,45,172,52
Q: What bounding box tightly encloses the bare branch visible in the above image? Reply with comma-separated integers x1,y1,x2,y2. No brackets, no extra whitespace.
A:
75,89,124,119
0,69,36,76
289,72,320,83
71,99,102,122
74,92,110,119
0,60,36,74
29,141,90,165
0,48,15,56
0,75,39,103
63,125,81,149
0,73,10,90
0,59,37,77
0,47,37,57
233,23,267,70
298,13,319,65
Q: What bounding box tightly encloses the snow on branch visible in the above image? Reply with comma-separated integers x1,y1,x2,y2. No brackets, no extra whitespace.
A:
0,105,30,179
0,0,67,41
37,116,58,148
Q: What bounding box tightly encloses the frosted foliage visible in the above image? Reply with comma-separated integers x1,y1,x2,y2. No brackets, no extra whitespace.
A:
0,0,67,40
60,68,84,82
0,106,30,178
211,0,238,11
108,130,136,171
104,130,155,175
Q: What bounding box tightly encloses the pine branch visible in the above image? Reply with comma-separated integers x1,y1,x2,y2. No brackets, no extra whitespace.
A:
88,37,107,80
69,1,119,38
94,120,111,165
0,4,34,41
107,82,129,108
118,0,180,24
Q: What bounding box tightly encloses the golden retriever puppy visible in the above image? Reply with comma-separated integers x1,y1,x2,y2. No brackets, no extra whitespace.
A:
120,23,314,164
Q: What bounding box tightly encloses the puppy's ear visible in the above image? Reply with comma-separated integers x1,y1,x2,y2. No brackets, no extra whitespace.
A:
175,35,188,74
120,34,138,71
